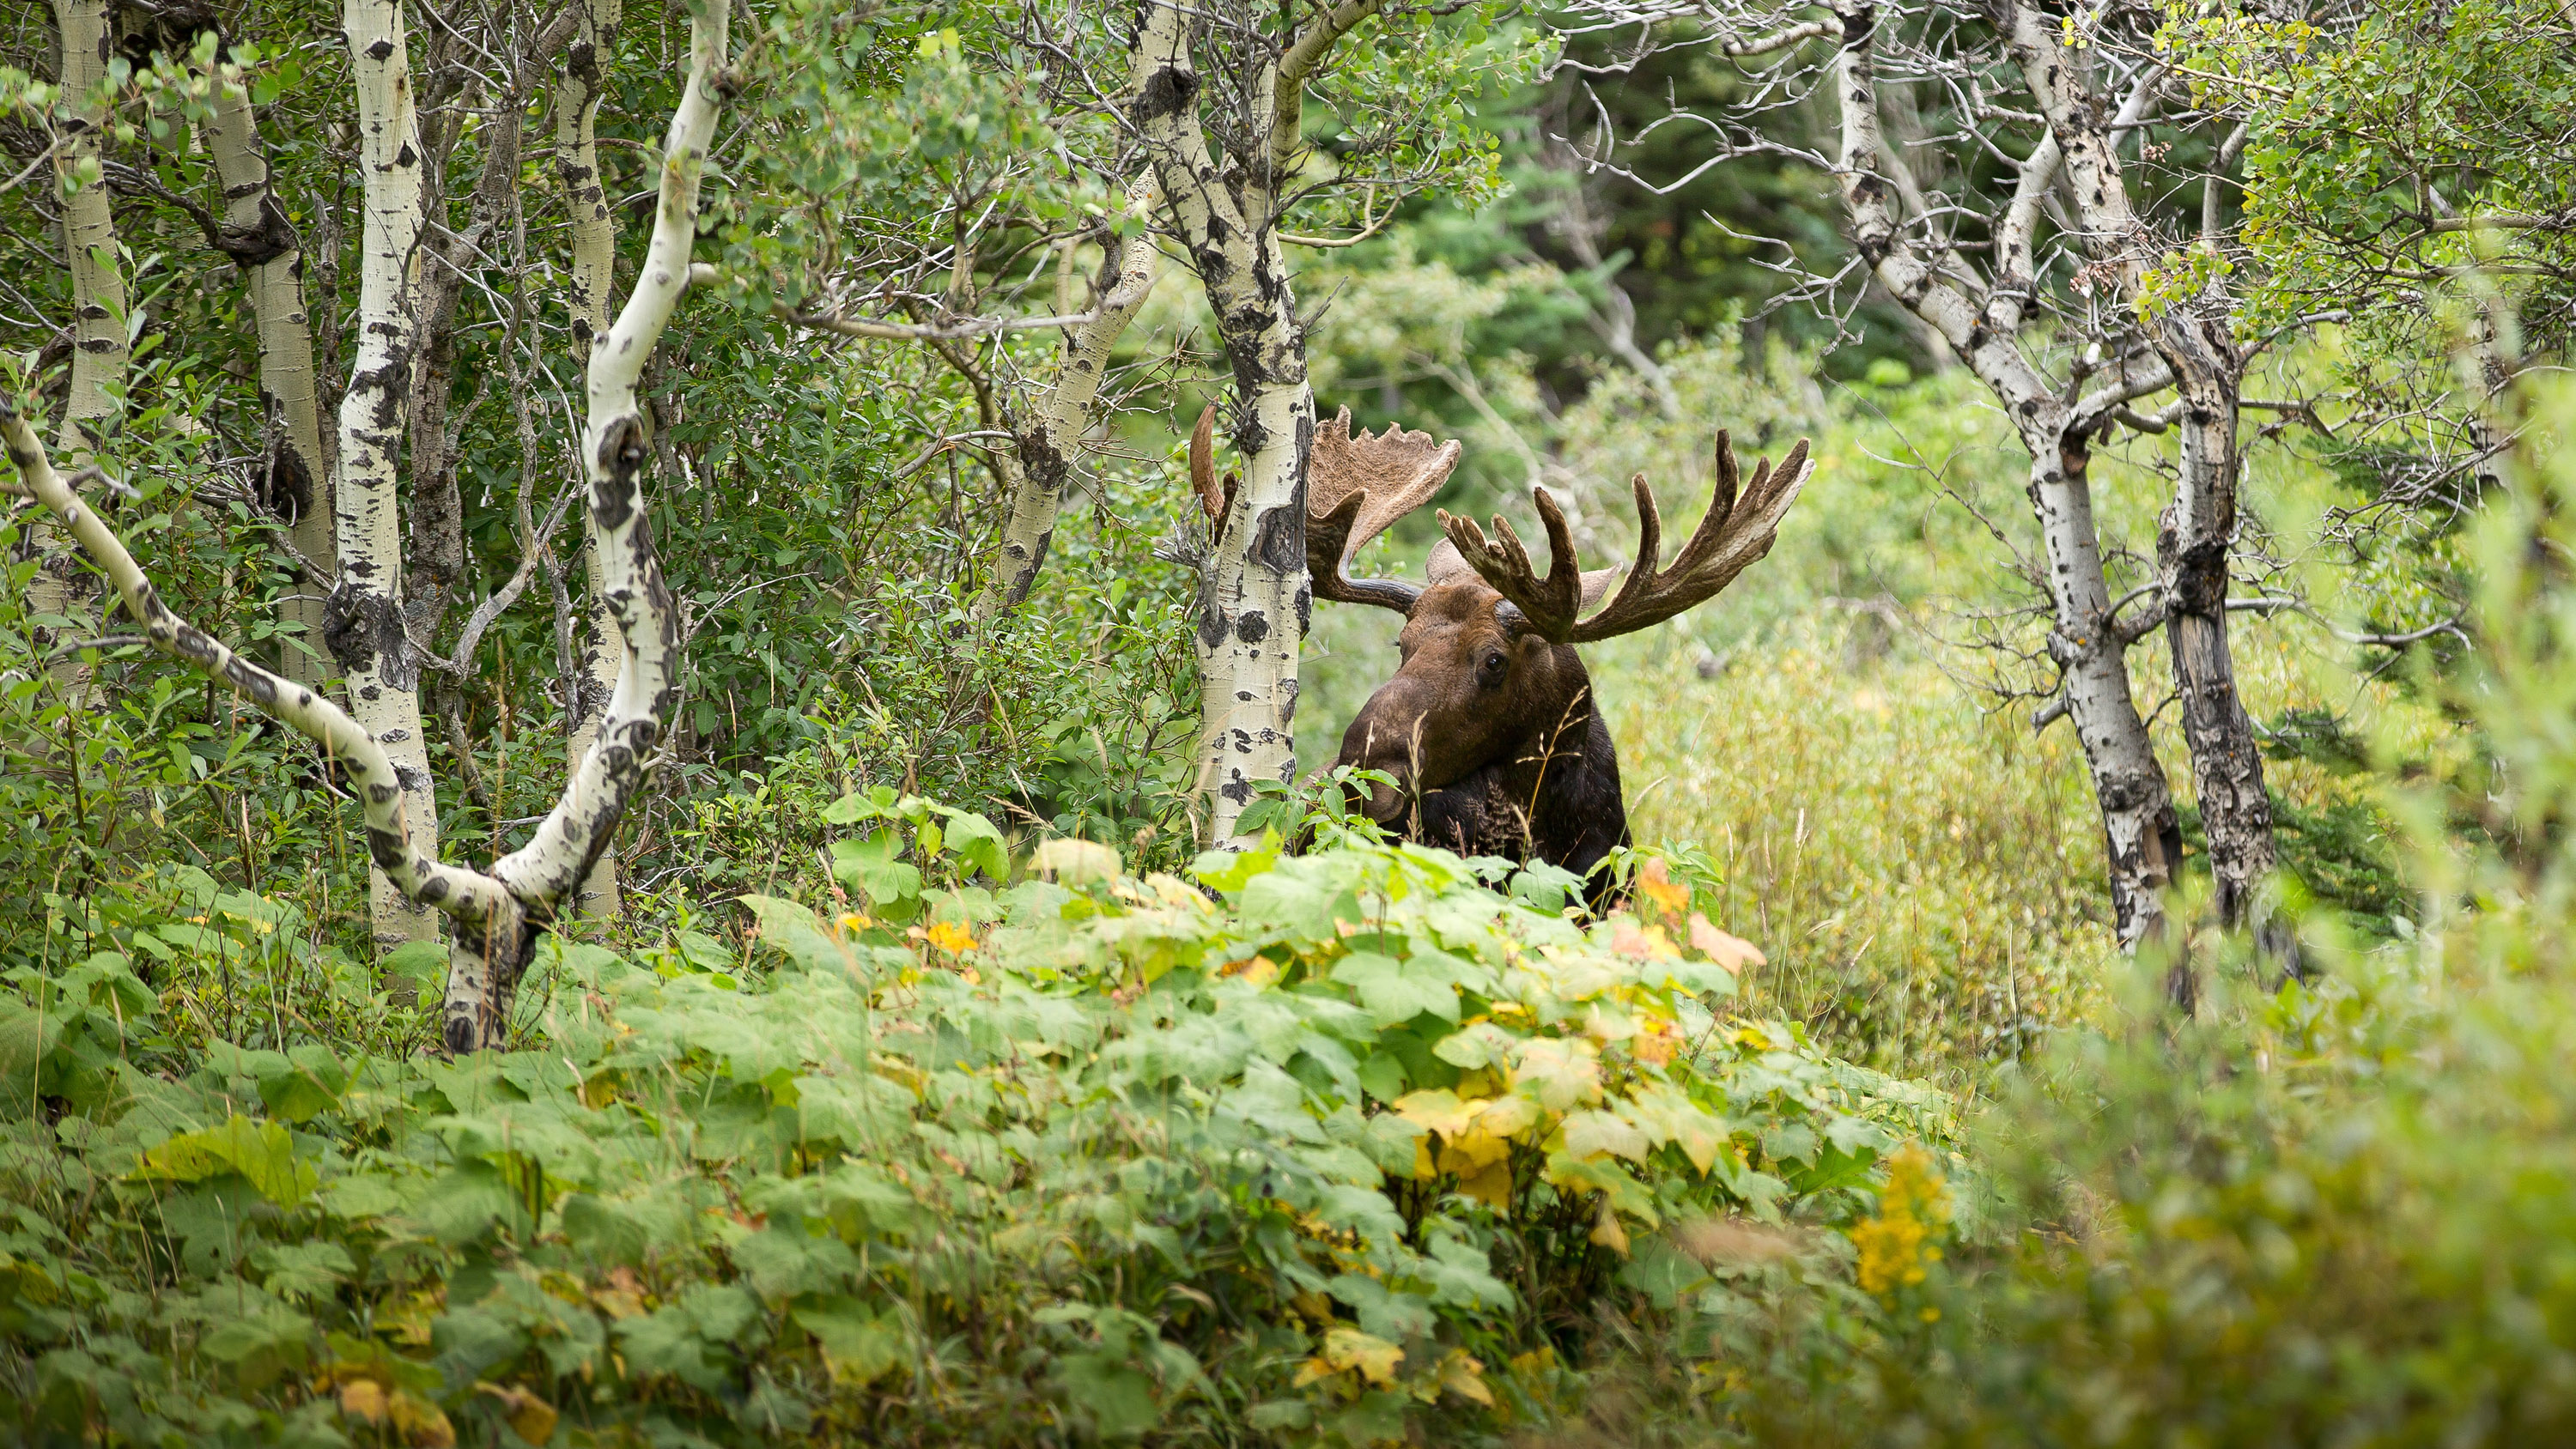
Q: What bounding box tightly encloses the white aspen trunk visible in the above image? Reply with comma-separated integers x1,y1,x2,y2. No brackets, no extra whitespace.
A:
5,0,723,1056
2020,416,2184,952
978,176,1165,616
30,0,129,688
556,0,627,921
436,0,726,1047
2002,3,2281,972
51,0,126,455
1830,1,2178,947
1132,0,1373,846
203,63,334,692
332,0,441,956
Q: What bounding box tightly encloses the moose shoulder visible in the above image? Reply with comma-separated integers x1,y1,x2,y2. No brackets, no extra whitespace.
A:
1273,408,1813,892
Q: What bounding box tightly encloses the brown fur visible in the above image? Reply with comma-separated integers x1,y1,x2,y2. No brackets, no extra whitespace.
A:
1334,579,1628,889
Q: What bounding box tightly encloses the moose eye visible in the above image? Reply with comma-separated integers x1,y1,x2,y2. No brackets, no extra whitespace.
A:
1479,650,1508,681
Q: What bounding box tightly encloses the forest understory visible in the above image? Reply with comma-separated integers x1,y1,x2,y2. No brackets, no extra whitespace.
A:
4,0,2573,1444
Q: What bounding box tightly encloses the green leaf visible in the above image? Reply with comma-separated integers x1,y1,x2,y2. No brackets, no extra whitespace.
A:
937,809,1009,879
132,1114,319,1204
255,1045,345,1123
831,831,923,906
740,894,860,973
821,786,896,825
794,1299,908,1385
197,1304,313,1390
1329,950,1460,1028
1054,1353,1159,1438
381,940,448,987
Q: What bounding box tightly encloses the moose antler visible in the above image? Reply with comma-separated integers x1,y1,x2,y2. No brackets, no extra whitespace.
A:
1438,430,1813,643
1305,405,1461,612
1188,403,1237,534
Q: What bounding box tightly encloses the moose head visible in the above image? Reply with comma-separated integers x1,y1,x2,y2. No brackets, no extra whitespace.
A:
1245,407,1812,889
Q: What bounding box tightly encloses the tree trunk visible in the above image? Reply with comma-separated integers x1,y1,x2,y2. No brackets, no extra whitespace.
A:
51,0,125,456
2160,320,2288,960
1829,0,2180,948
556,0,627,921
978,179,1164,617
2032,424,2182,949
437,0,724,1048
331,0,441,957
202,55,334,692
1131,0,1346,846
2001,0,2282,970
29,0,128,689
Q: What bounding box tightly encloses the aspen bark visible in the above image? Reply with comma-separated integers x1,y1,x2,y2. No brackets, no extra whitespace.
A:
30,0,129,682
2002,3,2283,965
331,0,441,955
1829,2,2178,947
51,0,125,455
1130,0,1382,845
430,0,726,1047
978,176,1164,617
202,53,334,691
556,0,627,920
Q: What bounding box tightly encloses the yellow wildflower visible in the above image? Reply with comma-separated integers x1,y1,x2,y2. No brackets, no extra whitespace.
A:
1851,1146,1951,1296
922,919,976,955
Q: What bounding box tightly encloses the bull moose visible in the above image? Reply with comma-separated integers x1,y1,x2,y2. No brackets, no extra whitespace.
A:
1194,407,1811,889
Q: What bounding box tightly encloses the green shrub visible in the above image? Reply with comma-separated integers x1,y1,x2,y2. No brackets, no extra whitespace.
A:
1539,381,2576,1449
0,813,1947,1447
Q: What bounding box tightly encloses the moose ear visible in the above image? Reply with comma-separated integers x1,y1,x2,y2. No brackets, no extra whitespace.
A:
1579,567,1622,612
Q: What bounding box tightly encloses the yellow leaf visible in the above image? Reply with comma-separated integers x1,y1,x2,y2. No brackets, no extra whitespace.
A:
477,1383,558,1446
388,1389,455,1448
1688,913,1765,973
1031,837,1122,885
592,1266,647,1320
1433,1127,1511,1174
1608,917,1678,961
338,1379,387,1424
1589,1203,1631,1256
1293,1357,1338,1388
1438,1349,1495,1407
1633,1022,1678,1066
1636,857,1690,917
1322,1327,1405,1385
1413,1137,1439,1181
1457,1157,1515,1210
1479,1093,1540,1139
1393,1089,1484,1138
1581,1003,1638,1043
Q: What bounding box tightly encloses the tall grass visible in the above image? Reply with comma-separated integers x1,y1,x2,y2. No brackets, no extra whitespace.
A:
1605,627,2113,1083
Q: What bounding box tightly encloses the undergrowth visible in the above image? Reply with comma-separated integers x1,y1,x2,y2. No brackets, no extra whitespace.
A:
0,809,1948,1446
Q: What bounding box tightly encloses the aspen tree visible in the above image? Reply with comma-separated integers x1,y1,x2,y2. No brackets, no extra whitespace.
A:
4,0,727,1053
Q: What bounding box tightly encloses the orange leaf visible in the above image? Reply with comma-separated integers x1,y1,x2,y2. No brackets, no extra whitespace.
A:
1688,913,1765,974
1636,856,1690,917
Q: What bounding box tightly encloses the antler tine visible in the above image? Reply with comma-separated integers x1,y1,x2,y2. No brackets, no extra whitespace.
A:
1309,488,1421,612
1188,403,1224,524
1567,432,1815,644
1590,472,1667,626
1440,486,1591,640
